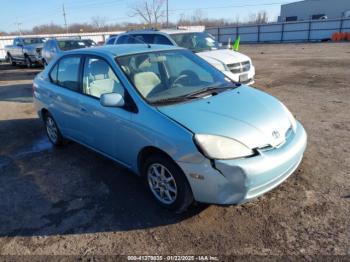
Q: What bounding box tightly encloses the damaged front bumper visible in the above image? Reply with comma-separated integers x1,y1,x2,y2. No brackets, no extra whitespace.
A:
177,121,307,205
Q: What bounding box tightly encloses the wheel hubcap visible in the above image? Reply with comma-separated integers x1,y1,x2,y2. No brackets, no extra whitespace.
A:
147,163,177,205
46,117,58,143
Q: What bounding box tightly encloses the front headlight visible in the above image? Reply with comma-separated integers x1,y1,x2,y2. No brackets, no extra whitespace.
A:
194,134,254,160
212,62,228,72
280,102,297,131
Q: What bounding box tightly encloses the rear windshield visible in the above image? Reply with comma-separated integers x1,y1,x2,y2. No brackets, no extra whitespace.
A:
117,34,173,45
58,40,87,51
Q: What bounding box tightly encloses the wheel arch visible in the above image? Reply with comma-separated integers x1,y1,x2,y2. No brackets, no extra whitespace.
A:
40,108,49,121
137,146,176,176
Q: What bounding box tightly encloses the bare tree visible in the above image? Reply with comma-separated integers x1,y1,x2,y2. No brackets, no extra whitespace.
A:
91,16,107,31
129,0,166,28
248,11,269,24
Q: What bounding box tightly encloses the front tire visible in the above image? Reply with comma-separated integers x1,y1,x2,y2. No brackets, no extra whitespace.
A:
25,56,32,68
143,154,194,213
44,112,64,146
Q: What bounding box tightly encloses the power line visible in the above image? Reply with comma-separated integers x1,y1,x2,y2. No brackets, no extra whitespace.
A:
62,4,68,33
14,18,22,35
166,0,169,28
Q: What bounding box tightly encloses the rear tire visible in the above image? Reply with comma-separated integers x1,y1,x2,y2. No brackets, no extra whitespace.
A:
8,54,16,66
44,112,64,146
142,153,194,213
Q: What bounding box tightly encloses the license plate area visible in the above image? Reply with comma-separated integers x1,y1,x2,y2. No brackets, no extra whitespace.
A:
239,73,249,82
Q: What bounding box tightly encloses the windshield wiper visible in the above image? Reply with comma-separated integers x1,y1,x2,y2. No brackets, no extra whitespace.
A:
151,95,198,105
184,84,239,99
151,83,240,105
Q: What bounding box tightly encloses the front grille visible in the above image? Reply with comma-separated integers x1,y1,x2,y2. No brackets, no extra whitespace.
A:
227,60,251,74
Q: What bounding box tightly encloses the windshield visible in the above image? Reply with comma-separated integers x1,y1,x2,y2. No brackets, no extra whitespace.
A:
170,32,219,52
116,49,235,104
58,40,87,51
23,38,45,45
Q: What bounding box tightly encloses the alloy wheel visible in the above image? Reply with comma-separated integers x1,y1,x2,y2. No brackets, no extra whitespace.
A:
46,117,58,144
147,163,178,205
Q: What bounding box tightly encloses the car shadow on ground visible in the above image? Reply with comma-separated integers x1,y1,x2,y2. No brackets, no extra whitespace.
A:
0,118,208,237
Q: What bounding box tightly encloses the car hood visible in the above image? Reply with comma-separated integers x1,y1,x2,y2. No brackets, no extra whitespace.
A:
158,86,293,149
196,49,250,65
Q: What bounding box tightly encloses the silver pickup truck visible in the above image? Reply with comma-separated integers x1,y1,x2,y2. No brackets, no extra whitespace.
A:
5,37,45,68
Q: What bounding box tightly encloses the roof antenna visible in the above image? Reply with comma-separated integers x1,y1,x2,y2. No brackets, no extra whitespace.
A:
128,34,151,48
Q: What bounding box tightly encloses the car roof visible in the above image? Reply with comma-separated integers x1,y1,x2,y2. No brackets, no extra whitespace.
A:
54,38,83,41
119,30,169,36
64,44,183,57
119,29,205,36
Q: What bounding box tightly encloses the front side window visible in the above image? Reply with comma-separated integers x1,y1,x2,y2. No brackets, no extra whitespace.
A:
56,56,81,91
83,57,124,99
170,33,219,52
50,63,58,83
117,50,234,104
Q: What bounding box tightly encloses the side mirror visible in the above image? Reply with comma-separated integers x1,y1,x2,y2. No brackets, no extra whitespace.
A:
100,93,125,107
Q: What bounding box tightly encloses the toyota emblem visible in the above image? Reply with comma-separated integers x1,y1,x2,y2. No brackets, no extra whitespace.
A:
272,130,280,139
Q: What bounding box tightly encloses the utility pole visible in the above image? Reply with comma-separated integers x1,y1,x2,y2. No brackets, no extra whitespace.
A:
62,4,68,33
15,18,22,35
166,0,169,28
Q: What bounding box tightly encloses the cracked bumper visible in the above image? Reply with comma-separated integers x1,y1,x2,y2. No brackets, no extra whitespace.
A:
177,121,307,205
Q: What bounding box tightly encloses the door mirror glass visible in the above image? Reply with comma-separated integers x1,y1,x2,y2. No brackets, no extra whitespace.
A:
100,93,125,107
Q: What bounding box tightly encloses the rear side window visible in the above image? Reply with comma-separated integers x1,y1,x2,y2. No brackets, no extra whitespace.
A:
56,56,81,91
106,37,116,45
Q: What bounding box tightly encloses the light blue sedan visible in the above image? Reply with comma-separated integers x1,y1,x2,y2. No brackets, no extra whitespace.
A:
33,44,307,212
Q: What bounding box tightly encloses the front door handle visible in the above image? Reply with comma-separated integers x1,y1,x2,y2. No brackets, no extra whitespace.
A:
80,107,87,112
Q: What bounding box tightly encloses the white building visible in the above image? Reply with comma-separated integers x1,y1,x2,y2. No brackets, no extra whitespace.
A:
279,0,350,22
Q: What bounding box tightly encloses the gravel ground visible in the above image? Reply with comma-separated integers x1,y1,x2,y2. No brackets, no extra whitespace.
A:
0,43,349,258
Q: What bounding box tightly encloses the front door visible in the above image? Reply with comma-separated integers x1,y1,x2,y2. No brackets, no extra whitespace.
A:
76,56,134,166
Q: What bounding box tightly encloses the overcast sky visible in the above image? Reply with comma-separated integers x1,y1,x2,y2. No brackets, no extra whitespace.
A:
1,0,293,32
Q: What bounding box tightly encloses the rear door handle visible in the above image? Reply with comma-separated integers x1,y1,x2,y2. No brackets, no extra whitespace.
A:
80,107,87,112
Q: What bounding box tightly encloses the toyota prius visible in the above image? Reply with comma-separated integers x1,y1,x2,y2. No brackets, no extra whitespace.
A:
33,45,307,212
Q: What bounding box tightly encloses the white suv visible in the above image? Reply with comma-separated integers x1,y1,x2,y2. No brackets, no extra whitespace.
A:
107,30,255,85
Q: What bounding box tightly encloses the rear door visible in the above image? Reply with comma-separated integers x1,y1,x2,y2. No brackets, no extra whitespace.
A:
45,55,84,140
